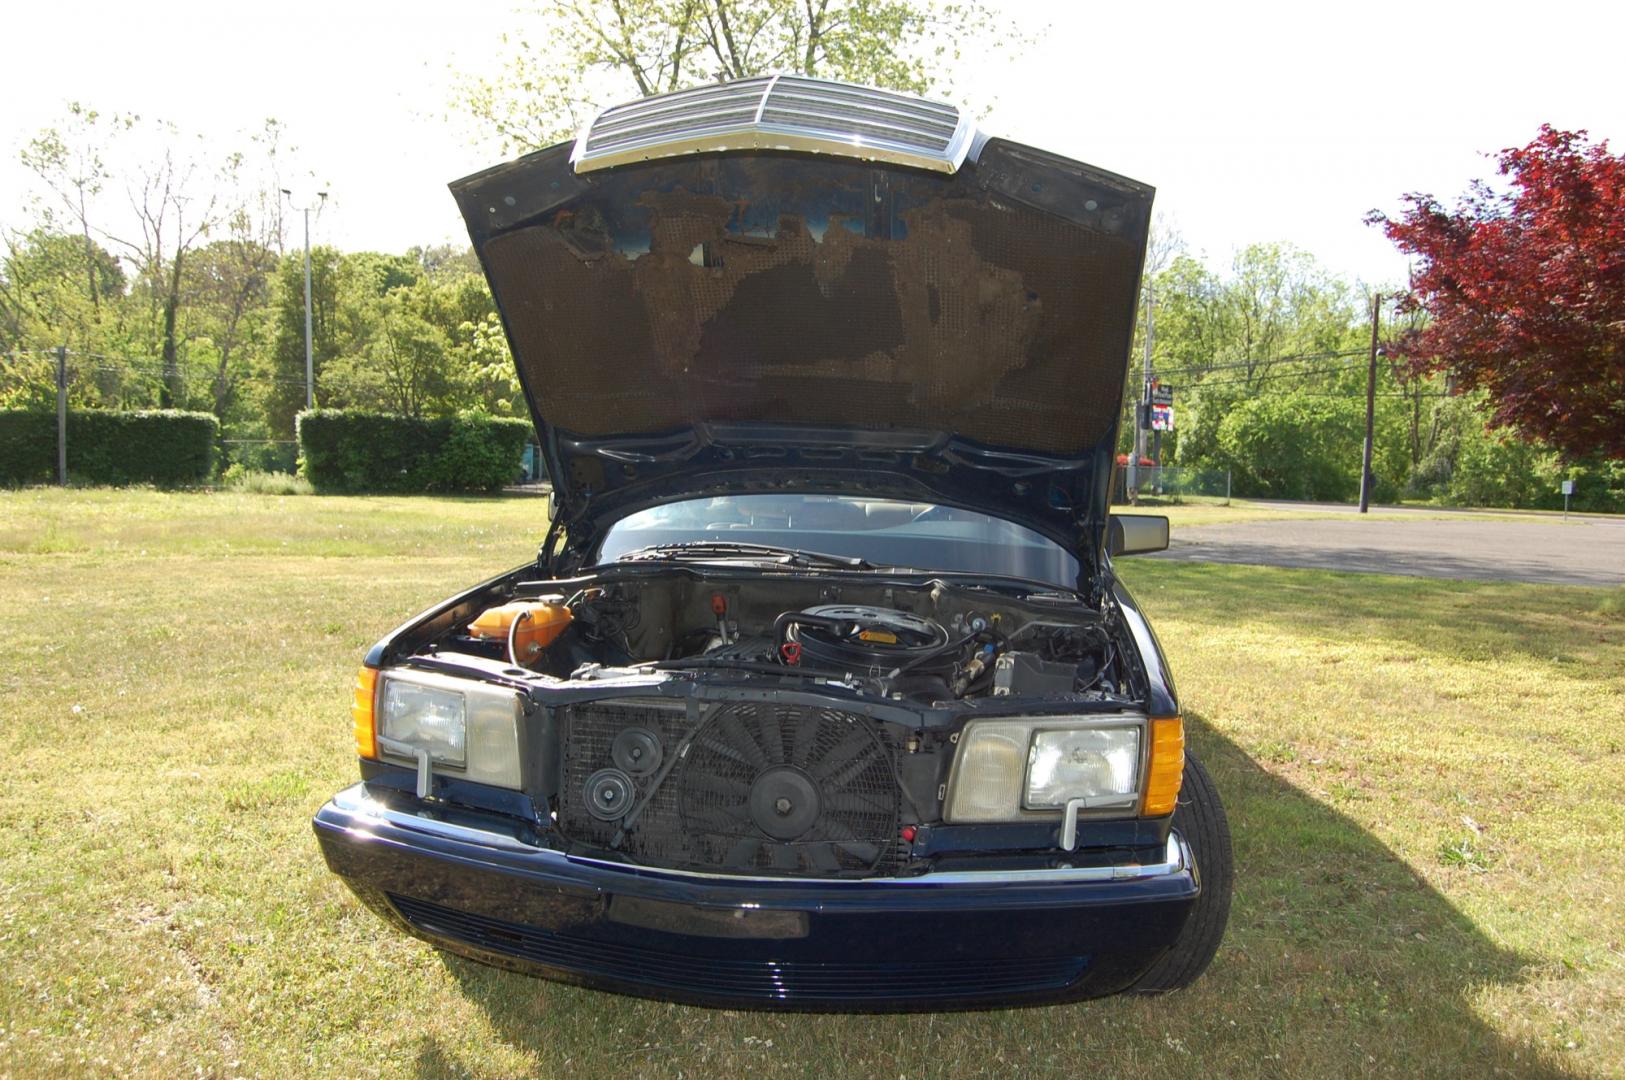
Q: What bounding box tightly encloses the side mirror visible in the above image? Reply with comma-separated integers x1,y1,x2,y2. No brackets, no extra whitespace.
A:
1108,514,1169,557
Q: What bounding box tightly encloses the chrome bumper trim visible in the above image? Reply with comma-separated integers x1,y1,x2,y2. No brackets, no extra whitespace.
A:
325,786,1190,887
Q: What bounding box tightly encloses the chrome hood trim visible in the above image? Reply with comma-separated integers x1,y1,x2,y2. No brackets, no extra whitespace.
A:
571,74,977,175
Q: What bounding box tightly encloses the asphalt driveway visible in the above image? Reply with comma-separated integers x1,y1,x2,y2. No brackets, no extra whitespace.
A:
1150,515,1625,586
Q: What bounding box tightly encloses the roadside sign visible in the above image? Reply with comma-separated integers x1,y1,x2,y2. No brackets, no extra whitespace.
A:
1150,403,1174,431
1561,480,1575,495
1150,384,1175,406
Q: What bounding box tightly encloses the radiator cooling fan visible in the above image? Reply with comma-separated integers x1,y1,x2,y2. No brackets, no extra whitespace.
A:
677,701,898,874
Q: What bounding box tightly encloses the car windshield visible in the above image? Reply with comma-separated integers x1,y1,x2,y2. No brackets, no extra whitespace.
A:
595,495,1079,587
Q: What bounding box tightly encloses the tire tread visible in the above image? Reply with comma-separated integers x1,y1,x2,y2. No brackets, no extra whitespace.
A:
1131,751,1233,993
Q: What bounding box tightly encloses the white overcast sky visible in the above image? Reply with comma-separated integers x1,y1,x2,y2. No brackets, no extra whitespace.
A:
3,0,1620,287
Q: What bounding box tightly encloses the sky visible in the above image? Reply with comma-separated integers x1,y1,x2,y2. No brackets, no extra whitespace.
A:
3,0,1622,286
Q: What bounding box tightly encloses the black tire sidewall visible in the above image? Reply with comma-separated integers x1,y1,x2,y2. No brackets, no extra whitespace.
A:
1132,750,1234,993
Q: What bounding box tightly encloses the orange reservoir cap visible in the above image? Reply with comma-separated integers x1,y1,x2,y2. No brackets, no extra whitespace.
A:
467,597,573,661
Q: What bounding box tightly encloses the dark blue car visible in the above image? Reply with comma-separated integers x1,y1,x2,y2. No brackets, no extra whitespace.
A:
313,75,1232,1010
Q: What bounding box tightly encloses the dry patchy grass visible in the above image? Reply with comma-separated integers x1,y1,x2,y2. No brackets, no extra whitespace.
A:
0,488,1619,1078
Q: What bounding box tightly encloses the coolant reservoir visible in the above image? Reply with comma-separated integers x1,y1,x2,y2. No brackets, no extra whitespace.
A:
468,597,573,663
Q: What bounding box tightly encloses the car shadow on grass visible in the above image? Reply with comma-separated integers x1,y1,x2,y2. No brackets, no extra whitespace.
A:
414,715,1562,1079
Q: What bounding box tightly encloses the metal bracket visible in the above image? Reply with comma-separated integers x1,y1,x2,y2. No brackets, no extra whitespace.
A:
1060,794,1139,851
378,736,434,799
1061,798,1089,851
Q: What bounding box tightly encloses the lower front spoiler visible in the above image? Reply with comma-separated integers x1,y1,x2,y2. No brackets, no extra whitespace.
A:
313,784,1199,1011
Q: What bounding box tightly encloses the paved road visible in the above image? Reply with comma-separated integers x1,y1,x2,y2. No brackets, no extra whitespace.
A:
1150,516,1625,586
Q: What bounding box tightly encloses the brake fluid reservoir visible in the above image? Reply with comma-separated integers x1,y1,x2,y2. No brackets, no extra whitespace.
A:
468,597,573,662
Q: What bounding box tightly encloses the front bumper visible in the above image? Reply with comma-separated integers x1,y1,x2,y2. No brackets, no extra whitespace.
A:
313,783,1199,1010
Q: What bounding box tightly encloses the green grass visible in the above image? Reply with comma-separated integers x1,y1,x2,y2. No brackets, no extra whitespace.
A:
1146,499,1553,528
1,488,1620,1078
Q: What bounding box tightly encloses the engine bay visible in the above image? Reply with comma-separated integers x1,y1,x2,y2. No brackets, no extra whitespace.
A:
372,567,1152,878
428,568,1133,706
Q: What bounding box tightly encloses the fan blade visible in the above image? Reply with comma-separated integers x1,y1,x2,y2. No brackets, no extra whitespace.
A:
805,843,842,873
758,709,787,765
723,836,761,868
695,734,751,768
835,840,880,865
822,748,885,791
790,711,823,769
688,804,753,833
824,791,893,817
811,729,880,783
719,710,769,770
683,771,752,801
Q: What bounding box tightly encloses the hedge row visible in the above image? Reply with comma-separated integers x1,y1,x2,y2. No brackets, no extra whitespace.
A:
0,409,218,486
296,409,532,493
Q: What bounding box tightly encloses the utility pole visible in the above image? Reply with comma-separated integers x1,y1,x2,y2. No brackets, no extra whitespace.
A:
56,345,67,486
1146,284,1159,476
1130,283,1154,502
1359,293,1381,514
282,189,327,412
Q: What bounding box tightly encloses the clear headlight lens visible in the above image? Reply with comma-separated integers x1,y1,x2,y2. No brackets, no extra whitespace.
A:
380,680,466,766
945,717,1145,822
1025,726,1140,808
373,669,522,790
949,725,1029,821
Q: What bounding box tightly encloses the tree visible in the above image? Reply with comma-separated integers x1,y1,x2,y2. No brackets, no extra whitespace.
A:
180,126,289,423
0,229,126,354
264,245,344,435
108,128,223,408
19,104,115,319
453,0,1014,153
1372,126,1625,461
320,293,460,419
183,234,278,422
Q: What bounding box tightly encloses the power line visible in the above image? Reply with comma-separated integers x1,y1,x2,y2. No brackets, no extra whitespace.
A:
1165,365,1366,391
1149,349,1368,378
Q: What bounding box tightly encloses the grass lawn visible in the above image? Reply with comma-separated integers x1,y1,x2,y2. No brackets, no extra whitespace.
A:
1147,499,1579,529
1,488,1621,1078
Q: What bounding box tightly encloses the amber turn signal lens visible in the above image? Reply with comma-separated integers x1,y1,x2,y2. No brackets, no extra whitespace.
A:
1141,716,1185,817
351,666,379,760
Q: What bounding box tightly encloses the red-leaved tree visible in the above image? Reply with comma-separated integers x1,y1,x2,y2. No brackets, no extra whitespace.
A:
1371,126,1625,460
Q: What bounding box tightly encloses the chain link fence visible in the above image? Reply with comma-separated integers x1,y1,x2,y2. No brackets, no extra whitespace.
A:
1113,465,1232,506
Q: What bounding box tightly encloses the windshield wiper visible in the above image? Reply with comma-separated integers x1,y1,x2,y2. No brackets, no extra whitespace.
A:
616,541,873,570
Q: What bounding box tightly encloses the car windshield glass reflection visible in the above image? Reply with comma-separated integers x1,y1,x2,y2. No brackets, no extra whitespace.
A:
596,494,1079,588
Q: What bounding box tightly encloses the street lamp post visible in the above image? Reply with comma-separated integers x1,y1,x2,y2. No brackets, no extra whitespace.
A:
281,189,327,412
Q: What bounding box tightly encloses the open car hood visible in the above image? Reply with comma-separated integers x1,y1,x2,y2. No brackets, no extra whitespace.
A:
451,78,1152,587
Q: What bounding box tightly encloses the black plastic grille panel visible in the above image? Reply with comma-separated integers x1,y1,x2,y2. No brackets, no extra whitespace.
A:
389,893,1087,1003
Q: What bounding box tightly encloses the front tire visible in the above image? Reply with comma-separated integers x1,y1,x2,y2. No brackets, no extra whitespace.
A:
1132,751,1233,993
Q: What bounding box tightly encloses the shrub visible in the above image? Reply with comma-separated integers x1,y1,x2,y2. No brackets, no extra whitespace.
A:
221,438,299,476
225,469,313,496
0,409,217,486
296,409,531,494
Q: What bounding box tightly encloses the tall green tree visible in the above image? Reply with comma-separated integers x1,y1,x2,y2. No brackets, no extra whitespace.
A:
453,0,1015,153
0,229,126,354
264,245,344,435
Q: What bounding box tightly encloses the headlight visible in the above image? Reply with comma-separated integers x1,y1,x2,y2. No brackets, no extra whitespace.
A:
1026,727,1140,808
945,717,1144,823
373,669,522,791
381,679,467,765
